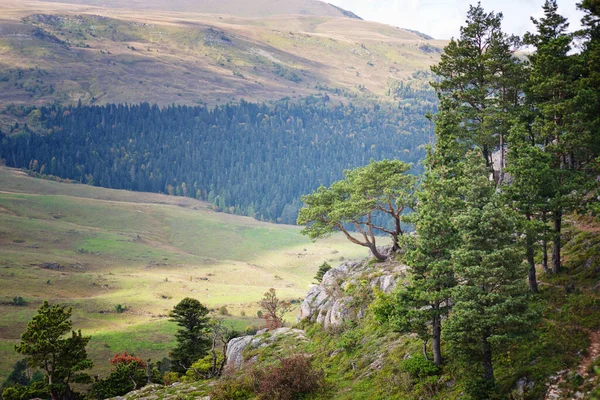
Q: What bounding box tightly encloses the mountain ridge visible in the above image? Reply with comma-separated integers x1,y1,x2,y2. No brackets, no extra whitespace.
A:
0,0,443,129
35,0,362,19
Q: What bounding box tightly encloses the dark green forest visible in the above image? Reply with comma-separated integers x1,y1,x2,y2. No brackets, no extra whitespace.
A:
0,89,435,224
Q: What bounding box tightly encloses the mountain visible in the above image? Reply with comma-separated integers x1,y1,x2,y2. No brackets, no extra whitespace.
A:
0,0,443,127
36,0,363,19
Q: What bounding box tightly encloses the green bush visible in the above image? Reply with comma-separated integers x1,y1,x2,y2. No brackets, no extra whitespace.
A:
11,296,26,306
209,376,254,400
399,354,440,378
218,305,229,316
314,262,332,283
2,382,49,400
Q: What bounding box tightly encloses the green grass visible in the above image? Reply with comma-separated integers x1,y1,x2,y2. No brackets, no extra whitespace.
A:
0,166,366,381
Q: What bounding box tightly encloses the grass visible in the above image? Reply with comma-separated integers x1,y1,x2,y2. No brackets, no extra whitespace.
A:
0,166,365,381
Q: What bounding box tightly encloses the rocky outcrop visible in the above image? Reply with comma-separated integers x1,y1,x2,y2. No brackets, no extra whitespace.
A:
225,328,308,371
226,335,254,370
297,259,407,329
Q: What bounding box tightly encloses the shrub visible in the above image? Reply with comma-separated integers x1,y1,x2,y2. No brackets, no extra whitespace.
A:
90,352,148,399
11,296,26,306
110,352,146,368
218,305,229,316
314,262,332,283
185,353,224,381
162,371,179,386
253,355,325,400
114,304,126,313
337,328,362,352
399,354,440,379
2,381,49,400
209,376,254,400
259,288,292,330
245,325,257,335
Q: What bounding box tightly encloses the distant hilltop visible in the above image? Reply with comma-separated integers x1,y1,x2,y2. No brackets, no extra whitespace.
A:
37,0,363,19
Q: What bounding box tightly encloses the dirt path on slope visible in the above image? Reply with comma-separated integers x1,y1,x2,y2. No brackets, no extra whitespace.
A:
579,329,600,377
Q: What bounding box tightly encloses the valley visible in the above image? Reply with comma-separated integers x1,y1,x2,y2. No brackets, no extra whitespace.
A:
0,166,365,380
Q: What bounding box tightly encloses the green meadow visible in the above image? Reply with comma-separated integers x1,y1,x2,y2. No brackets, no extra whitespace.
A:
0,166,366,380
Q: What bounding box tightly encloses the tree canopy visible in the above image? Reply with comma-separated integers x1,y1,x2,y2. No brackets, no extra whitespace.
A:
15,301,92,400
169,298,211,373
297,159,416,260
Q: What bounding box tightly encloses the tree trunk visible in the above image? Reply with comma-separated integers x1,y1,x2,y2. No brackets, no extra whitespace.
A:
392,216,401,252
147,360,152,384
422,340,430,361
542,235,549,274
482,335,494,382
369,244,388,261
552,210,562,274
526,215,538,292
48,374,57,400
432,305,442,366
498,131,505,184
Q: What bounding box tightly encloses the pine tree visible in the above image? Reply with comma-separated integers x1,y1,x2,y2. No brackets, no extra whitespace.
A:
430,2,523,181
15,301,93,400
374,148,458,366
523,0,586,274
443,152,538,397
169,298,211,373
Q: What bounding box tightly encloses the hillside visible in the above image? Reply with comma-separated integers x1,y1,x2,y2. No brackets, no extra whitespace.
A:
0,166,366,381
0,0,443,127
37,0,363,19
0,97,436,224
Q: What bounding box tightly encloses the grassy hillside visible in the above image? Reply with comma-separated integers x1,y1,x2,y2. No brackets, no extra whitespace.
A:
0,166,366,381
36,0,362,19
0,0,443,127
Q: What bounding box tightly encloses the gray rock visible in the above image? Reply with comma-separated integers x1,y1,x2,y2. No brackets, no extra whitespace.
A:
225,328,307,371
297,260,406,328
225,335,253,370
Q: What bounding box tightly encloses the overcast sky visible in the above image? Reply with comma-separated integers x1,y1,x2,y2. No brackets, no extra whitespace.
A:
327,0,585,40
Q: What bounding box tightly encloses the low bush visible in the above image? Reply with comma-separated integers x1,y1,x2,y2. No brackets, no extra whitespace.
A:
253,355,325,400
209,376,254,400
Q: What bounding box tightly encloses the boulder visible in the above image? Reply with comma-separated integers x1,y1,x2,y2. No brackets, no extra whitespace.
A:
225,328,307,371
297,259,406,328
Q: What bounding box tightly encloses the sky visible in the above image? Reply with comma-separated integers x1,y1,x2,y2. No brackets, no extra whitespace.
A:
326,0,585,40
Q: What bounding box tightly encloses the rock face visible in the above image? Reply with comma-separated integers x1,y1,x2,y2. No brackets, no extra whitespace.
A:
225,328,307,371
297,259,407,329
226,335,254,370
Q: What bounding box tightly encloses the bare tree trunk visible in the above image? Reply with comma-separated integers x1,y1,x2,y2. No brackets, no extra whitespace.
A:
552,210,562,274
48,374,57,400
423,340,430,361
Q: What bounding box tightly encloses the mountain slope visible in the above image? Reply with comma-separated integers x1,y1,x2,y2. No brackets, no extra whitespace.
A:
36,0,362,19
0,0,443,125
